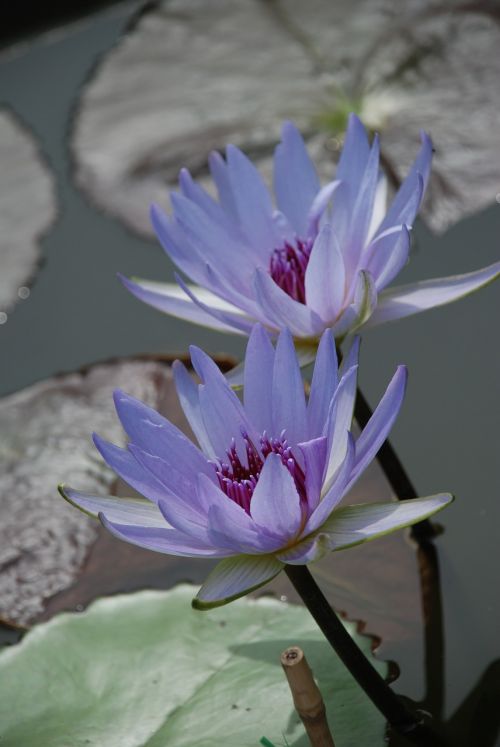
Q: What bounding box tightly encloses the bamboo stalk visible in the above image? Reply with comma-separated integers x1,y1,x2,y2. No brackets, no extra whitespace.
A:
281,646,335,747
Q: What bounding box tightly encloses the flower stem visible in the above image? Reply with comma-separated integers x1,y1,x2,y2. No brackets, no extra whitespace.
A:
285,565,426,738
354,386,436,542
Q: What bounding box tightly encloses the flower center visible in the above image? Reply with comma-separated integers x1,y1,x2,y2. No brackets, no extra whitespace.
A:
213,431,306,513
269,238,313,304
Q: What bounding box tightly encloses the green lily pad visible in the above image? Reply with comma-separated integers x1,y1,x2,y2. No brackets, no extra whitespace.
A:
0,586,387,746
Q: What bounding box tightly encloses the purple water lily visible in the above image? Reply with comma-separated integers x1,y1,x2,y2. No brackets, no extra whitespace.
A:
120,114,499,345
60,325,452,609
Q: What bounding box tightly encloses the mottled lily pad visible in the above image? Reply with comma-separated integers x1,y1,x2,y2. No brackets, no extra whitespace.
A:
72,0,500,238
0,586,387,746
0,110,56,313
0,358,175,627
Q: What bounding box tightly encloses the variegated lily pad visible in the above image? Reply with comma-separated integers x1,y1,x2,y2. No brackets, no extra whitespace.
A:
72,0,500,238
0,358,175,627
0,586,387,746
0,110,56,314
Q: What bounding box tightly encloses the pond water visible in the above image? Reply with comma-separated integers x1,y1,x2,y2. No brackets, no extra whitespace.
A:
1,3,499,745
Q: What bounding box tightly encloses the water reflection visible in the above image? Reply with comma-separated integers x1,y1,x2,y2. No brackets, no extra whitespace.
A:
389,539,500,746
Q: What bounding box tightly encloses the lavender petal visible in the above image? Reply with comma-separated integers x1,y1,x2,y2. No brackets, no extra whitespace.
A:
193,554,283,609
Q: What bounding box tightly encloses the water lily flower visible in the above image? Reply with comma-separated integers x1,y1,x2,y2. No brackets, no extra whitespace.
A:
120,115,499,346
60,325,452,609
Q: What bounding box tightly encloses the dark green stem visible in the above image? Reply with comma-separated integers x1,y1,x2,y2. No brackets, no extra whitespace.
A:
285,565,430,739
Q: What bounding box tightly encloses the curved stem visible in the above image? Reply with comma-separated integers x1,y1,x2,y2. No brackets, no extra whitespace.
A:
285,565,425,737
354,386,446,736
354,386,436,542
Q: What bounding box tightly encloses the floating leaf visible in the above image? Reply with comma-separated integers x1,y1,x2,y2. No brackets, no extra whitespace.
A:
0,358,176,627
72,0,500,237
0,586,387,746
0,110,56,314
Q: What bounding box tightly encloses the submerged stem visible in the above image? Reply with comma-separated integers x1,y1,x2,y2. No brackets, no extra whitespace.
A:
285,565,427,738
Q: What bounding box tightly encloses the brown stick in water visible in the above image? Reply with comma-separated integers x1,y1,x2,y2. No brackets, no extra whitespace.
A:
281,646,335,747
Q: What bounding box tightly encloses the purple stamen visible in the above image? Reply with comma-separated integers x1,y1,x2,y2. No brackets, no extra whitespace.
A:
213,431,307,513
269,238,313,304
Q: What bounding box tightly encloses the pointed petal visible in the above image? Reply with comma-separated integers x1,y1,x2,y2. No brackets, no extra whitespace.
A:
208,150,239,219
339,333,361,378
175,273,255,335
119,275,247,335
224,359,245,389
328,180,352,247
202,262,262,317
350,366,407,487
171,191,255,273
272,209,296,244
366,225,411,291
129,444,214,515
155,495,212,545
243,324,275,433
366,174,388,242
250,453,302,539
226,144,276,258
331,270,377,339
207,501,282,555
305,225,346,322
322,358,358,490
199,377,259,459
307,433,355,533
100,514,228,557
367,261,500,327
307,329,338,438
307,180,342,235
336,114,371,194
272,328,307,447
113,389,211,479
157,473,269,553
150,204,207,285
321,494,453,550
189,344,228,386
274,121,320,236
380,131,432,232
178,167,226,224
92,434,170,504
298,436,328,513
172,361,215,458
254,267,324,337
193,554,284,609
59,485,166,527
156,494,214,546
344,134,380,279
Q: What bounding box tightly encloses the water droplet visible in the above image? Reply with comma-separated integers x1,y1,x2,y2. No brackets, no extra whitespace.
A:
18,286,30,299
0,312,7,325
280,595,288,603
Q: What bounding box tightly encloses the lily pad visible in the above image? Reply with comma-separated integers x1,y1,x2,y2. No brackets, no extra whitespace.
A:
0,586,387,747
0,358,175,627
0,109,56,313
72,0,500,238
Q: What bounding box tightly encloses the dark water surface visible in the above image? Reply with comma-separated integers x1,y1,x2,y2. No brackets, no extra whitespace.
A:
1,3,499,746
